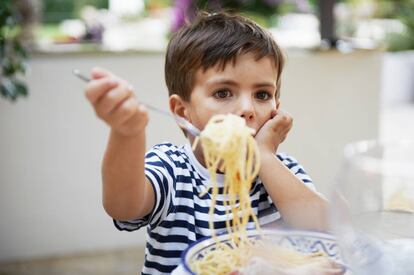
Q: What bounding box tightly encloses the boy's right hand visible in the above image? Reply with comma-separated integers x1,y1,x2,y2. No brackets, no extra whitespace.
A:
85,67,148,137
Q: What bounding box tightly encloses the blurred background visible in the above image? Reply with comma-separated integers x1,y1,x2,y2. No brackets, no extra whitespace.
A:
0,0,413,274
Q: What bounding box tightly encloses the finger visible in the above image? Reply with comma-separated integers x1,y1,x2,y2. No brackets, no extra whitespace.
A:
280,120,293,141
106,97,141,126
282,113,293,125
282,110,292,119
274,109,292,124
120,103,148,127
91,67,114,80
85,77,119,105
276,116,293,132
275,109,285,117
95,84,133,116
268,109,284,123
278,109,293,120
91,67,132,92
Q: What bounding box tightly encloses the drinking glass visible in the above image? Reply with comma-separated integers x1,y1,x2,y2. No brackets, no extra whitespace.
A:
331,139,414,275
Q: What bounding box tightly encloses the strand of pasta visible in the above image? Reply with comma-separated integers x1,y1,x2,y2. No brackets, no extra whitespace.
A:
197,114,260,240
190,114,260,273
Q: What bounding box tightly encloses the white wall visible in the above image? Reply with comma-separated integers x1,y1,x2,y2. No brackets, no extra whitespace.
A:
0,50,381,262
280,50,382,194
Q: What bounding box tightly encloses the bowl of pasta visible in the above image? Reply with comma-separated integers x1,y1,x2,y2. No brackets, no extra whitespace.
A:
181,229,347,275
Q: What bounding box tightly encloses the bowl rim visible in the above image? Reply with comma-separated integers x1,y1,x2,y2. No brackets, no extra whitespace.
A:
180,229,338,274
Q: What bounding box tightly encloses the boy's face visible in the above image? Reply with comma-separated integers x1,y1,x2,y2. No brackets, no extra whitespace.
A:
184,52,280,135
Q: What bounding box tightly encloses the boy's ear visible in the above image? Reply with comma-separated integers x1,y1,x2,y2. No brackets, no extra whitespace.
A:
169,94,189,119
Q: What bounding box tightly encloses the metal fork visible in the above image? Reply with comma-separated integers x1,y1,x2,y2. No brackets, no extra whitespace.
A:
72,69,201,137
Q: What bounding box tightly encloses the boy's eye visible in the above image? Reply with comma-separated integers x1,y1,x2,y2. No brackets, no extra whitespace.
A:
214,89,232,99
255,91,272,100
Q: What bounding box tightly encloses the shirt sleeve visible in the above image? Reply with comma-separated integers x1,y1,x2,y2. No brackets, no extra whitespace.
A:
276,152,316,191
114,147,175,231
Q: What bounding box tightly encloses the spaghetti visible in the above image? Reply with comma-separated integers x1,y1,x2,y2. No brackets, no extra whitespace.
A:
193,114,261,241
191,114,260,274
190,114,341,275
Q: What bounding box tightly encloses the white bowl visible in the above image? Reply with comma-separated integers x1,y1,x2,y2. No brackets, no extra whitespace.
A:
180,229,345,274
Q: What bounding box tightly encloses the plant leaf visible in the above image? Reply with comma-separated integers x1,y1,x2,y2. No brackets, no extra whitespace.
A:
13,39,28,58
0,78,17,101
12,79,28,97
2,57,17,76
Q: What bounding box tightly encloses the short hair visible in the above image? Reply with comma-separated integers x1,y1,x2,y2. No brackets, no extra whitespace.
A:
165,11,285,101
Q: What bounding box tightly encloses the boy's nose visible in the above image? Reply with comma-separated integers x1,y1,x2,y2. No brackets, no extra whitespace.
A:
239,97,255,121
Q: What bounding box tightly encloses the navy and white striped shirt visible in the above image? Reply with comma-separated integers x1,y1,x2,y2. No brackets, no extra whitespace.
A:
114,142,315,274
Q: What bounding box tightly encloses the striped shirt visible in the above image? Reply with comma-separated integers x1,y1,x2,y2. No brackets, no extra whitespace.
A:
114,142,315,274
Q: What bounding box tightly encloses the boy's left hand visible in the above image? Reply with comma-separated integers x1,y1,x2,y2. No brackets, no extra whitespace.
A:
254,109,293,153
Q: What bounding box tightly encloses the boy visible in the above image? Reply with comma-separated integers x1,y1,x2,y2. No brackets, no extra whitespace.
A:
85,12,328,274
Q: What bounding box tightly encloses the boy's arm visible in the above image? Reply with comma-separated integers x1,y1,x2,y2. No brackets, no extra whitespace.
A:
85,67,155,221
102,130,155,221
258,152,328,231
255,110,328,231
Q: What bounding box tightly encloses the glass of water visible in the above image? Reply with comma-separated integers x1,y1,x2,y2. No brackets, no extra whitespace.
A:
331,139,414,275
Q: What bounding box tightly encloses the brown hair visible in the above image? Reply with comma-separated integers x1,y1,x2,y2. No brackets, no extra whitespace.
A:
165,11,285,101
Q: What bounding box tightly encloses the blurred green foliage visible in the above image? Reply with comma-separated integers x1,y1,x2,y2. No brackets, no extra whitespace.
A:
0,0,29,101
384,0,414,51
42,0,108,24
343,0,414,51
